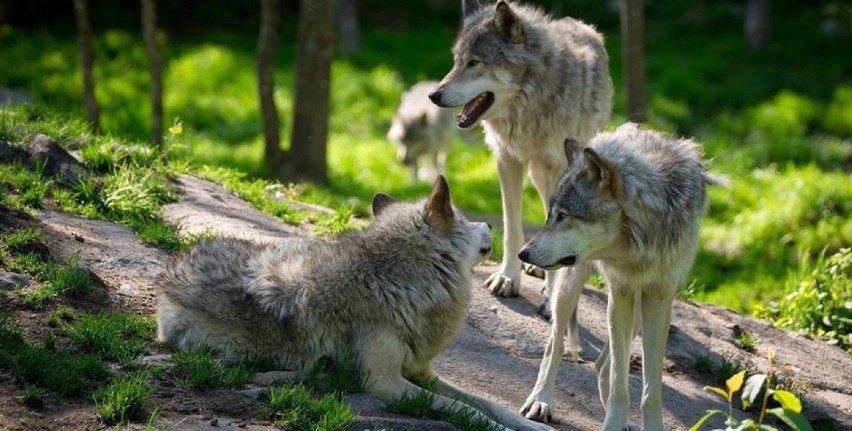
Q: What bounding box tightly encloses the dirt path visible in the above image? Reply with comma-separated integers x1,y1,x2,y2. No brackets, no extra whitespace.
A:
1,174,849,430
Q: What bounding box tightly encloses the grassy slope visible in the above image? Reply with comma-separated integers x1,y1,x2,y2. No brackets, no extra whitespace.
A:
0,1,850,312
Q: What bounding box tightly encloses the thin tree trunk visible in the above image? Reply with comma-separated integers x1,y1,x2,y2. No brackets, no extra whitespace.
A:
258,0,283,166
620,0,647,123
338,0,360,57
745,0,770,50
286,0,334,184
72,0,99,134
141,0,163,147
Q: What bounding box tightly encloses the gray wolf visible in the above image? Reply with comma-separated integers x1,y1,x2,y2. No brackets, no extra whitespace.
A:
517,124,722,430
387,81,456,183
429,0,613,316
156,176,553,431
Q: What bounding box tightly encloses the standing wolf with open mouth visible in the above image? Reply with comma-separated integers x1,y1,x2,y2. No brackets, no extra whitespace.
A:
518,124,723,429
430,0,613,319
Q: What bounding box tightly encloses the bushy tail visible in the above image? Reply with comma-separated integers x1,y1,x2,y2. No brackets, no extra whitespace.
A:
703,172,730,187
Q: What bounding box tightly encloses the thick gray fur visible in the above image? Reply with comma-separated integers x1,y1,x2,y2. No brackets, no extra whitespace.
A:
156,177,552,431
431,0,614,317
519,124,722,430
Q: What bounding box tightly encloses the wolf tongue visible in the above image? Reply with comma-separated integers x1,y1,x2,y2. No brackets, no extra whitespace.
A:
462,97,481,117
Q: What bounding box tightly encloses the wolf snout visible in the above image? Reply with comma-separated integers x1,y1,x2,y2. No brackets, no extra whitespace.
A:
518,248,532,264
428,89,443,106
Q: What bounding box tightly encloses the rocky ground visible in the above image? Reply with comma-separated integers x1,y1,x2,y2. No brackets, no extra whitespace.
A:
0,170,850,430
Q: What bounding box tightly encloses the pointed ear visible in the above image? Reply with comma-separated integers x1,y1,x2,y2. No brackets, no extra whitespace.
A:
371,193,397,217
425,175,455,235
462,0,483,26
581,148,623,199
563,138,583,168
494,1,525,44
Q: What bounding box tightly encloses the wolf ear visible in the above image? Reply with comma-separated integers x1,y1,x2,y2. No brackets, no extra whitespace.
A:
563,138,583,168
581,148,623,199
371,193,397,218
425,175,455,235
462,0,483,26
494,1,525,44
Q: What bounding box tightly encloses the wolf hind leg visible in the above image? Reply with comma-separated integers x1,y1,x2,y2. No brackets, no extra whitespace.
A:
485,155,525,297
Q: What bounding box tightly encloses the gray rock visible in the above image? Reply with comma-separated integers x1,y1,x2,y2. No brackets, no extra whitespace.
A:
26,134,88,186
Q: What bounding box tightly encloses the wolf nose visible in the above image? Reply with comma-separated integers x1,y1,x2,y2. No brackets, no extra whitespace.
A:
518,249,530,263
428,90,442,104
486,223,492,230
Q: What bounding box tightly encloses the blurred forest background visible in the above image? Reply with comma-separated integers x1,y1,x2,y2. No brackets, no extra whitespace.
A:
0,0,849,328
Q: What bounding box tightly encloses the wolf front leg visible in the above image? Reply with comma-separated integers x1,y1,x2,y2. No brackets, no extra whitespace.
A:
640,288,676,430
485,155,526,297
602,285,636,431
520,264,586,422
360,331,513,431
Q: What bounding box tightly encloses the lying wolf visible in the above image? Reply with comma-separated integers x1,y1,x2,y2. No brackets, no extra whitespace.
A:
430,0,613,317
387,81,456,183
518,124,723,430
156,176,553,431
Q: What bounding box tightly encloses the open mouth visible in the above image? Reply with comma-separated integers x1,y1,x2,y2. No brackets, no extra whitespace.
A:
457,92,494,128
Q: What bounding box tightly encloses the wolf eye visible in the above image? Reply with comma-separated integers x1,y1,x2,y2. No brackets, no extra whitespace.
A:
554,212,567,222
466,59,480,68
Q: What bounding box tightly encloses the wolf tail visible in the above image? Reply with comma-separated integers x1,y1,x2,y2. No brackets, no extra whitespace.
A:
703,172,730,187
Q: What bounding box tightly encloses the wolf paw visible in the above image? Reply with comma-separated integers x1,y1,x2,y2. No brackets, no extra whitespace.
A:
523,262,546,279
484,272,519,297
520,399,553,423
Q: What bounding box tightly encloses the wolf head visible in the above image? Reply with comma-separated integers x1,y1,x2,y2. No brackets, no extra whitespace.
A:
429,0,536,129
518,138,623,269
372,175,492,263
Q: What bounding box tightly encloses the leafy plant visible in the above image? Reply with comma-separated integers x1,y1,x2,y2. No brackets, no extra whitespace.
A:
755,248,851,352
692,351,813,431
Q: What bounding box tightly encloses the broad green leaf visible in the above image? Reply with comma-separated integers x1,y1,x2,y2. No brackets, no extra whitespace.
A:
726,370,747,398
741,374,767,409
704,385,729,400
768,408,814,431
773,390,802,413
689,409,724,431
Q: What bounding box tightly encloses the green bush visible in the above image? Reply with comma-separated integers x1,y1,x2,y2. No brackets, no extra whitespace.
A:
754,248,851,352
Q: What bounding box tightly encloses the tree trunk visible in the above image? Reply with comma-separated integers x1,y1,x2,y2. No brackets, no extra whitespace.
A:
620,0,647,123
72,0,99,134
141,0,163,147
258,0,283,166
286,0,334,185
745,0,770,50
338,0,360,57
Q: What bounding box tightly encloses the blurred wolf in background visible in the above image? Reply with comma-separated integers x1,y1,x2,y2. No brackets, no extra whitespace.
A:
429,0,613,318
387,81,456,183
156,176,553,431
518,124,723,430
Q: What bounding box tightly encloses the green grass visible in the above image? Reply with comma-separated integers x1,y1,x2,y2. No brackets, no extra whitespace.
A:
736,329,758,354
170,347,255,390
264,383,356,431
386,386,500,431
63,311,156,364
22,384,46,408
92,370,151,425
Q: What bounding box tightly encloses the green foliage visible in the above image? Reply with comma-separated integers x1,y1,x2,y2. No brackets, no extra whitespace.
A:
6,341,107,397
386,386,500,431
302,357,368,395
693,351,813,431
754,248,851,352
736,329,758,354
63,312,156,364
22,384,46,408
92,370,151,425
264,383,355,431
170,347,254,390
